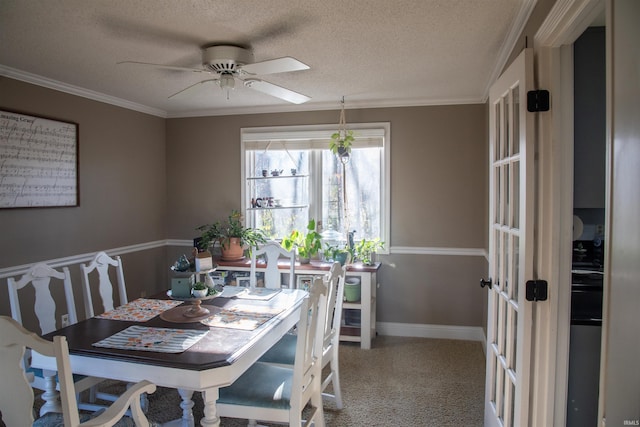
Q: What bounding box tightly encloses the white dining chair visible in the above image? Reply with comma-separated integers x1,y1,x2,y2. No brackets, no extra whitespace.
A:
0,315,158,427
6,263,107,415
216,277,328,427
250,241,296,289
259,261,347,408
80,252,146,410
80,251,128,318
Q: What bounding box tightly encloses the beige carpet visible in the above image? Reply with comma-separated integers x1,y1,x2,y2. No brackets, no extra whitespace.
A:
38,336,486,426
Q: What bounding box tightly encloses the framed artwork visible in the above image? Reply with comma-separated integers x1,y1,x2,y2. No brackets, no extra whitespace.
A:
0,110,79,208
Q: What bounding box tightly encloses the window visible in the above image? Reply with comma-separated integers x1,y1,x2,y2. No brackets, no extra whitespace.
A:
241,123,390,250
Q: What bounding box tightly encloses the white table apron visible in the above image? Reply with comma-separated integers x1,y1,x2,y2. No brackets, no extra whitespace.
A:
31,289,306,427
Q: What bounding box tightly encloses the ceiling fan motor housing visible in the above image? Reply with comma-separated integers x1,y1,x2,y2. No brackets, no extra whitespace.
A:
202,45,254,73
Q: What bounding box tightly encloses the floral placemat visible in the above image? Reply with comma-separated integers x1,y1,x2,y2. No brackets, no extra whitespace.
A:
92,326,208,353
200,304,284,331
96,298,183,322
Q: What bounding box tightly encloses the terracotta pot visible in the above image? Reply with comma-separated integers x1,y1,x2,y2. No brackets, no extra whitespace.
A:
220,237,244,260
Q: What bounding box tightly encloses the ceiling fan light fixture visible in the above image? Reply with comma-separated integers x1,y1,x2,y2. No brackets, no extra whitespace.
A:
219,74,235,90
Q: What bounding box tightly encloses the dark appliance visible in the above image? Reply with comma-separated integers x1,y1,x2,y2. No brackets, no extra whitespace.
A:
566,240,604,427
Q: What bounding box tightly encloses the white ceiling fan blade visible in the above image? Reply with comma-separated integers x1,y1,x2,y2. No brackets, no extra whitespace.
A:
240,57,309,75
244,79,310,104
118,61,211,74
168,79,219,99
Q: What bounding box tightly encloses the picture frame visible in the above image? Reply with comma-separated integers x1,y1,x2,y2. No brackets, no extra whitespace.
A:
0,109,79,208
296,275,316,291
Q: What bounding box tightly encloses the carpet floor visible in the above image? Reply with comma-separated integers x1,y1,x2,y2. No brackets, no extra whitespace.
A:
38,336,486,426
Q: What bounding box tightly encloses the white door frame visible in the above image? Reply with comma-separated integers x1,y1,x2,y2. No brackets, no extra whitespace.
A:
532,0,604,426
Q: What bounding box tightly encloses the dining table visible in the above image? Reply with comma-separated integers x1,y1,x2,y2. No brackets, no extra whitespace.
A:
31,287,308,427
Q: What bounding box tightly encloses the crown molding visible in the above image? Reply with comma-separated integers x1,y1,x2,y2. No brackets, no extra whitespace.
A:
0,65,167,118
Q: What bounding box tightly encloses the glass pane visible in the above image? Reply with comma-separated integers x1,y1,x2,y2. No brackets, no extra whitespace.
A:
513,307,518,374
491,352,498,404
250,149,310,238
494,166,501,224
494,102,503,161
322,147,382,240
512,85,520,155
505,93,511,158
504,233,510,295
513,235,520,302
509,378,516,427
504,164,509,226
497,367,505,421
495,230,501,288
491,292,499,346
512,161,520,229
499,297,507,355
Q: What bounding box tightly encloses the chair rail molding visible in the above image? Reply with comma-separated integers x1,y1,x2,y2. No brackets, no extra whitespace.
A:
0,240,166,279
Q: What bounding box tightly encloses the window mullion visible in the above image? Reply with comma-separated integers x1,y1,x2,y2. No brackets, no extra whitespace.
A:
309,149,322,225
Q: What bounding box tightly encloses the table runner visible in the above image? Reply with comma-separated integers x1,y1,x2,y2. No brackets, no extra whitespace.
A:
92,326,208,353
96,298,183,322
200,304,284,331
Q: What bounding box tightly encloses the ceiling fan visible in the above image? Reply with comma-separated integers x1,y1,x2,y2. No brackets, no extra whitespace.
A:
118,44,311,104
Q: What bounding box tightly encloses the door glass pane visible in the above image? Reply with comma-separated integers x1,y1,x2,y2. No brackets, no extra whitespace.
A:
504,234,510,295
494,102,501,162
512,85,520,155
503,164,509,225
509,379,516,427
512,161,520,229
513,235,520,301
491,352,498,403
497,368,504,421
512,309,518,373
489,292,498,345
499,297,507,355
494,167,501,223
495,230,501,288
505,93,511,158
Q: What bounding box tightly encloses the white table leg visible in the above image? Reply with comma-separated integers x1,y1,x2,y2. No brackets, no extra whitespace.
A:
177,388,195,426
200,388,221,427
39,370,61,416
360,273,372,349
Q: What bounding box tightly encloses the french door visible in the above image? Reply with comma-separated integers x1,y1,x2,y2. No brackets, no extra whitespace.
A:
484,48,535,427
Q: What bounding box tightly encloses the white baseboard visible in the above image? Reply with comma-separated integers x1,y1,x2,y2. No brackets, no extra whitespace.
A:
377,321,485,342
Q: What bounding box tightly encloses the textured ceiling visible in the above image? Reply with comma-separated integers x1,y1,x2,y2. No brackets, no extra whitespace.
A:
0,0,532,118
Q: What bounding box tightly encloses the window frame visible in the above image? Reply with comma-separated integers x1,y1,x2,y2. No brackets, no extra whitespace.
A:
240,123,390,253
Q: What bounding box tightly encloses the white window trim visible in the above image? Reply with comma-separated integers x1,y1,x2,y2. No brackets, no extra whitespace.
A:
240,123,390,253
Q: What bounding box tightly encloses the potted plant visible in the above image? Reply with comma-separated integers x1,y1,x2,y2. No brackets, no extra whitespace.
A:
197,210,267,261
281,219,322,264
191,281,208,298
353,238,384,265
329,129,354,159
324,243,350,266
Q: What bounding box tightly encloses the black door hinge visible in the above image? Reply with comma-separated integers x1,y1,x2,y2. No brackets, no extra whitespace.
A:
527,90,550,112
526,280,548,301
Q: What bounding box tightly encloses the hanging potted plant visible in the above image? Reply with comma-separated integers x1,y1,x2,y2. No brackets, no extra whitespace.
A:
329,129,354,159
328,98,355,161
197,210,267,261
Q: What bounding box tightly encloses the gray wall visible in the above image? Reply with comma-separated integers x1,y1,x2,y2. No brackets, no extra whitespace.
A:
165,105,489,327
0,77,168,327
0,75,489,330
